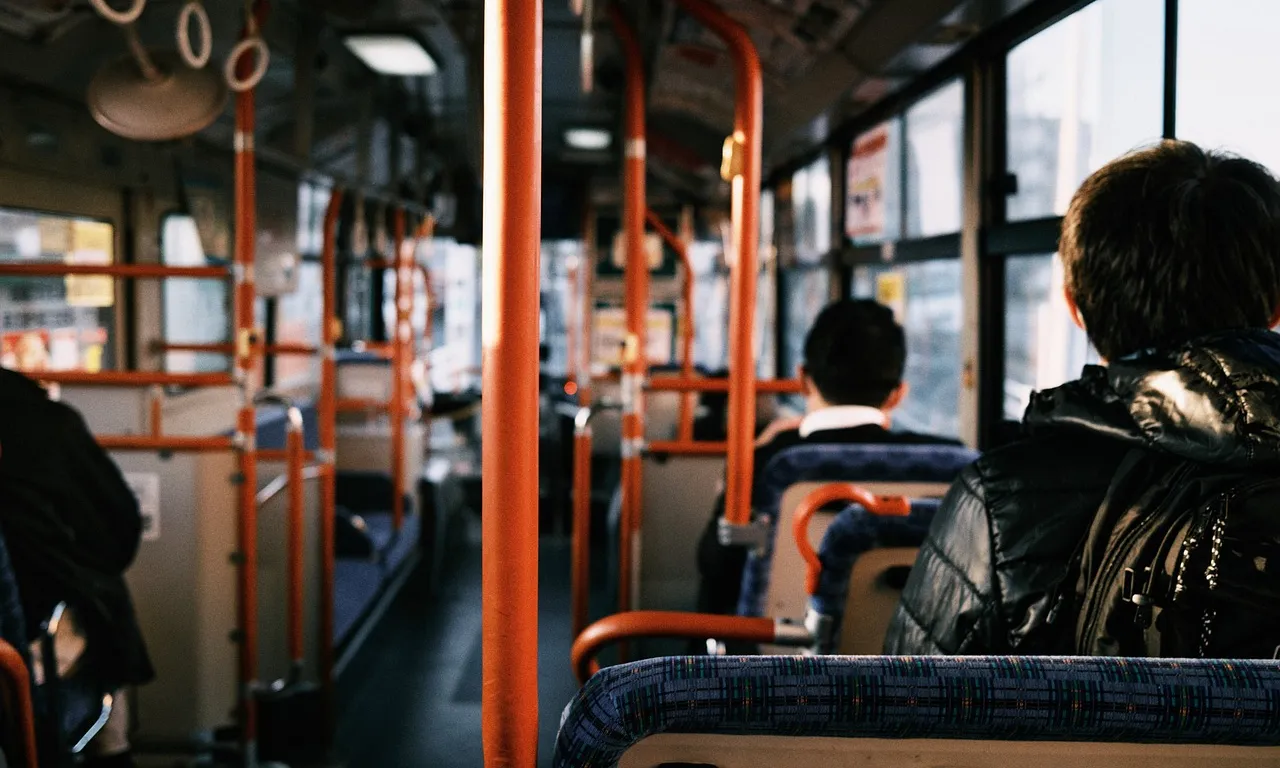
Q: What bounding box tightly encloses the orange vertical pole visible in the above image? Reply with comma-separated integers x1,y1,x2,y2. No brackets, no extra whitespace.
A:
646,209,695,441
674,0,761,527
318,188,341,733
571,202,595,639
481,0,542,760
285,411,305,671
610,4,647,621
232,3,266,761
391,209,408,531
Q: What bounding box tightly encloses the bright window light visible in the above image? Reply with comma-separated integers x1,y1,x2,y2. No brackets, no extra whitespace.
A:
344,35,438,76
564,127,611,150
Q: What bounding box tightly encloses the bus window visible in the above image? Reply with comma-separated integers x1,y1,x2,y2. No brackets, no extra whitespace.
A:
0,208,117,373
851,259,961,438
277,261,323,388
780,155,833,378
1177,0,1280,172
690,240,728,371
904,80,964,239
161,213,229,374
1004,254,1099,419
1005,0,1164,221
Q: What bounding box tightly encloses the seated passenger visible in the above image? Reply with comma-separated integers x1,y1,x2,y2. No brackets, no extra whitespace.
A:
0,367,153,767
696,299,960,616
691,368,788,443
886,141,1280,657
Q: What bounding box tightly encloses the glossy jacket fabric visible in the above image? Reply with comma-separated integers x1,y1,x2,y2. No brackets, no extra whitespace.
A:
884,329,1280,655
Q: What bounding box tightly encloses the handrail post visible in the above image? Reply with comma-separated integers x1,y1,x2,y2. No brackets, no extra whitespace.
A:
318,187,342,736
232,4,268,761
480,0,542,761
645,209,696,441
673,0,762,529
391,208,408,531
610,3,648,626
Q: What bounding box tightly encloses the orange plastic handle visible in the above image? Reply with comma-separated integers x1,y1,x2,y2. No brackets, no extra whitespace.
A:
572,611,776,683
793,483,910,596
0,640,38,768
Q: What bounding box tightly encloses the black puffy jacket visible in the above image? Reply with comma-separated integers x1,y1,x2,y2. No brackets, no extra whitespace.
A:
884,329,1280,655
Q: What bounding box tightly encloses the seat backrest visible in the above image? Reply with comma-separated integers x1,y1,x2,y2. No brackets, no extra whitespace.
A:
808,499,942,654
737,442,976,618
554,655,1280,768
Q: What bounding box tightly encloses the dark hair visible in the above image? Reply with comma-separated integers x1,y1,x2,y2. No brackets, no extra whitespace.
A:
1061,140,1280,360
802,299,905,406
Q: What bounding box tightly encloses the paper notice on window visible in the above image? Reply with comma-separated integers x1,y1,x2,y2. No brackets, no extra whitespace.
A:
593,307,674,367
65,220,115,308
876,271,906,324
846,125,890,239
124,472,161,542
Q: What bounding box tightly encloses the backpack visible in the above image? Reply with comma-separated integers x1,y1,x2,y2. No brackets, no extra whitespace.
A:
1060,448,1280,659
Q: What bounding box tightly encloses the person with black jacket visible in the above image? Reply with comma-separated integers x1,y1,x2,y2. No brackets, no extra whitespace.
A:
885,140,1280,655
696,299,960,616
0,367,153,766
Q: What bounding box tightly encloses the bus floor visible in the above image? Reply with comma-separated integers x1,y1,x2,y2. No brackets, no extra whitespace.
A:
334,515,579,767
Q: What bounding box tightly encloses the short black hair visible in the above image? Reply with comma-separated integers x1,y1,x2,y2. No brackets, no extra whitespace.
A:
802,299,905,406
1061,140,1280,360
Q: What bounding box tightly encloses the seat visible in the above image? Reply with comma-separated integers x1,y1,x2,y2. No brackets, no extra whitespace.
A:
737,443,976,622
554,655,1280,768
809,499,942,653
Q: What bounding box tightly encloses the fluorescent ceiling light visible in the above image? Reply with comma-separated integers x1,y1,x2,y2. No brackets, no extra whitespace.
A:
564,127,611,151
344,34,438,76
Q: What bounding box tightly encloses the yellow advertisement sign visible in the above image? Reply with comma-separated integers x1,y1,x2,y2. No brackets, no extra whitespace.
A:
65,220,115,308
593,307,675,367
875,271,905,324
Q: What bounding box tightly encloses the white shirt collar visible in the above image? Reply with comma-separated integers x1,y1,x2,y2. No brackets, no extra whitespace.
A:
797,405,888,438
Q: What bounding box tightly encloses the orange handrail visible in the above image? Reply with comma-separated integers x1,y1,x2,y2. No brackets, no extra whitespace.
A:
646,440,728,456
256,448,317,463
390,209,408,531
611,2,648,627
647,377,804,394
571,409,593,637
0,263,227,278
231,2,268,757
35,371,234,387
792,483,910,596
645,209,696,442
97,435,235,452
318,187,342,734
0,640,38,768
571,611,775,683
154,342,319,356
480,0,542,761
285,411,306,671
674,0,763,528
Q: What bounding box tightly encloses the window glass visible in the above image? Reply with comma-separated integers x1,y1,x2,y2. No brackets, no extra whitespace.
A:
162,214,228,373
851,259,961,438
1006,0,1164,220
0,209,117,373
430,239,481,393
756,190,778,377
538,240,579,377
1003,253,1100,419
904,81,964,238
1177,0,1280,172
277,261,323,387
690,240,729,371
792,155,831,264
780,267,830,376
847,118,902,244
295,181,332,257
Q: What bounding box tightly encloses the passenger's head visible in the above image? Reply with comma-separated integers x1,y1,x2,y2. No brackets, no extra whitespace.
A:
1061,140,1280,360
800,299,906,410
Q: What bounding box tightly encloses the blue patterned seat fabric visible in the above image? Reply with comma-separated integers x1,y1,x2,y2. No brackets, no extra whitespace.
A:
554,655,1280,767
809,499,941,644
736,443,976,617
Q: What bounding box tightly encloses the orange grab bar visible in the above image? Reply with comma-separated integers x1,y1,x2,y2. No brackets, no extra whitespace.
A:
571,611,775,684
154,342,318,356
611,2,648,630
35,371,233,387
673,0,763,529
256,448,317,463
390,209,408,532
0,263,227,278
646,440,728,456
645,209,696,442
480,0,542,760
285,414,306,669
231,1,268,755
571,411,593,637
647,377,804,394
335,398,390,412
793,483,910,596
96,435,235,452
0,640,38,768
318,187,343,733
